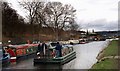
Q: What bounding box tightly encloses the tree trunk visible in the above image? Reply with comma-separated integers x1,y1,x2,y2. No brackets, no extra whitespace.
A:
38,22,42,41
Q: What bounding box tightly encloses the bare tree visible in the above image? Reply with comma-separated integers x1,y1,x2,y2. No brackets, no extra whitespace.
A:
70,20,80,31
19,1,77,41
32,2,46,40
19,0,44,41
43,2,76,40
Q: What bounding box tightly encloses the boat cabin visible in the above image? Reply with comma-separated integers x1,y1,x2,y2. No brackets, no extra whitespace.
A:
34,42,76,65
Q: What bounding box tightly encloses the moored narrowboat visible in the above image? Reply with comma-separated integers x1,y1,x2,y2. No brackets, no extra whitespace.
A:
0,47,10,67
34,42,76,65
1,53,10,66
79,38,88,44
3,44,38,59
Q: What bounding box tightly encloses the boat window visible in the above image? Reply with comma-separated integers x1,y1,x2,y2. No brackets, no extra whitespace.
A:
50,43,57,47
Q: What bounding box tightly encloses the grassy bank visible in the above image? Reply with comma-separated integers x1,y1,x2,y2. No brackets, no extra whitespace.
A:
91,40,118,69
103,40,118,57
92,59,118,69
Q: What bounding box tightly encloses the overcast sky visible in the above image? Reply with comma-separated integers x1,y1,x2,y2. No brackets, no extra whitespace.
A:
7,0,119,32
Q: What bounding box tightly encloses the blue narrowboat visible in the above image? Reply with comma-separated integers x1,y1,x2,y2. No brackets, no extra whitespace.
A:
0,47,10,67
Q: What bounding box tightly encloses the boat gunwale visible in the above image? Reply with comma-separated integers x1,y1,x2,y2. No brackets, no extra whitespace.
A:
34,50,76,64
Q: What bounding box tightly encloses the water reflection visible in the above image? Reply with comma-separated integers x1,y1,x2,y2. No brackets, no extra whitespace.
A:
34,64,63,69
3,55,63,69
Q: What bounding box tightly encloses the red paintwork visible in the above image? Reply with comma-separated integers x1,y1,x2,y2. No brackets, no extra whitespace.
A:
7,44,39,57
7,49,16,57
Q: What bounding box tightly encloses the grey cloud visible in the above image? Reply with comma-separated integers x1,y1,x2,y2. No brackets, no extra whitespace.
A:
81,19,106,28
103,21,118,30
81,19,118,31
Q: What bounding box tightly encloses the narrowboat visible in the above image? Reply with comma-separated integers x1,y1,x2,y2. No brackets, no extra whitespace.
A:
79,39,88,44
1,53,10,66
68,40,79,45
34,42,76,65
0,47,10,67
3,44,38,58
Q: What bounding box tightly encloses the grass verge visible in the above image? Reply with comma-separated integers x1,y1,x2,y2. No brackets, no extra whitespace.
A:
103,40,118,57
91,40,119,69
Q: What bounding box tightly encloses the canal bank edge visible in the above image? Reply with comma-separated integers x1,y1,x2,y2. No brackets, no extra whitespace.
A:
90,39,119,69
96,40,111,61
90,39,111,69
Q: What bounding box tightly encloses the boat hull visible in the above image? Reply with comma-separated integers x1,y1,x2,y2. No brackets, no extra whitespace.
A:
34,51,76,65
2,54,10,67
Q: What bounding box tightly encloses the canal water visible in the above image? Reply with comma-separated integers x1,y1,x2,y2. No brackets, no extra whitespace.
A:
2,40,110,69
63,40,109,69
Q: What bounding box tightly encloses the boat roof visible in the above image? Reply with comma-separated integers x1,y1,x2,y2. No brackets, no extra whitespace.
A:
8,44,39,49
